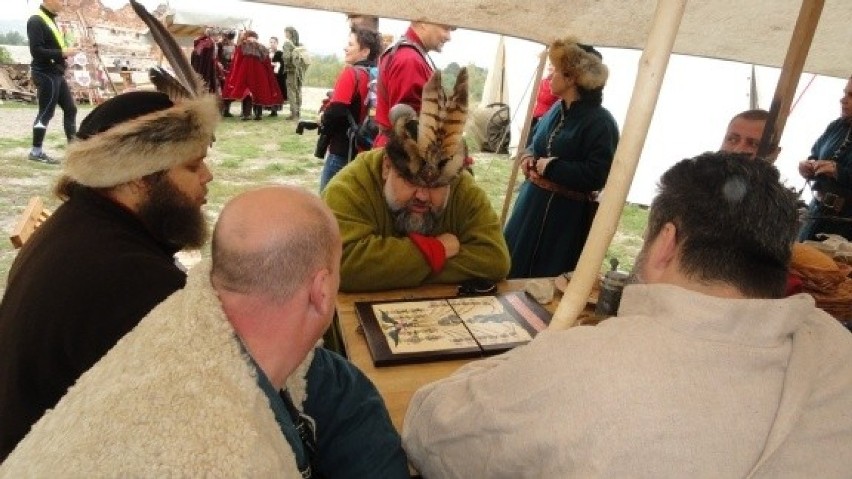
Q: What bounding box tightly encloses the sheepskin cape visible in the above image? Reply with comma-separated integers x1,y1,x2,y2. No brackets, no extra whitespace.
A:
0,260,311,477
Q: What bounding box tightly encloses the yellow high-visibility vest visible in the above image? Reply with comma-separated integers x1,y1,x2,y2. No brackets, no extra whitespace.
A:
36,9,67,50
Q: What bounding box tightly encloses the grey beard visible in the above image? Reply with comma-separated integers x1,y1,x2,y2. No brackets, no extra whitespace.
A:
391,207,438,235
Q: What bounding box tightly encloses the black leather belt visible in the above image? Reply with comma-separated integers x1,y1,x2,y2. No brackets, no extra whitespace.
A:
815,190,851,213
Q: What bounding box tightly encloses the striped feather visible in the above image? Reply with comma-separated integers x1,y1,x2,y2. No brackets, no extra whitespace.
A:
442,68,469,157
148,67,200,103
130,0,203,98
417,71,444,158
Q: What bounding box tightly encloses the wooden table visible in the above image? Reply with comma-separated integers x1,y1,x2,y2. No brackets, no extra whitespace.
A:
335,279,569,434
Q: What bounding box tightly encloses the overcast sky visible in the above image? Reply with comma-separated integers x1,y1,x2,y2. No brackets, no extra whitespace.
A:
5,0,504,67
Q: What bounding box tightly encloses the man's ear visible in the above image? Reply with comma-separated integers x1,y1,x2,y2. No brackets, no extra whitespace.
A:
381,155,391,181
307,268,334,323
642,222,679,283
111,178,148,211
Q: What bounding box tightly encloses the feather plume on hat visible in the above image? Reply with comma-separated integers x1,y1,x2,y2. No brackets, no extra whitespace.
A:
384,68,469,188
549,36,608,90
63,0,218,188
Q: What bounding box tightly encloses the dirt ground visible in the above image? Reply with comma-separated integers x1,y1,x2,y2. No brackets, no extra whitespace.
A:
0,87,330,139
0,102,52,139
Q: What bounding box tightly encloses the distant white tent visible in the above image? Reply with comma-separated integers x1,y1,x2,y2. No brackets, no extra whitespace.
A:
467,36,514,154
480,36,507,106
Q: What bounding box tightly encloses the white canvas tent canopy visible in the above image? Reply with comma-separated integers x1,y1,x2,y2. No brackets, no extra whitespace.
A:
161,8,251,39
245,0,849,327
247,0,851,78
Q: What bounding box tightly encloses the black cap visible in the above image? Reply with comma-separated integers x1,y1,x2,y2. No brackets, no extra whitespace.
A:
77,91,174,140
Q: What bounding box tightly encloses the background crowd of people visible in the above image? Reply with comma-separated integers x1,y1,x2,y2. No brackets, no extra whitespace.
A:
188,25,309,121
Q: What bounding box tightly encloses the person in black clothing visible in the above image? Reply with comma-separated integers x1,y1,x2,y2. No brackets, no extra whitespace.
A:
26,0,79,165
318,27,382,190
217,30,237,116
190,27,220,94
268,36,287,117
0,90,219,461
798,75,852,241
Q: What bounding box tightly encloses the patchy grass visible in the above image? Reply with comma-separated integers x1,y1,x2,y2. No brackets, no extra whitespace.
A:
610,204,649,272
0,99,648,293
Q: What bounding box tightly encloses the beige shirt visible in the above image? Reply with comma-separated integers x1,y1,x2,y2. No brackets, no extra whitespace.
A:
404,284,852,478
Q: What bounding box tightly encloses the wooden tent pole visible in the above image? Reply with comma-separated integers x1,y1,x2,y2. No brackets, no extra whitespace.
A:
549,0,687,330
500,49,547,226
756,0,824,159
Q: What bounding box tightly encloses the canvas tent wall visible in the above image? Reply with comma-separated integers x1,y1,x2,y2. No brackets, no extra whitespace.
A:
247,0,851,78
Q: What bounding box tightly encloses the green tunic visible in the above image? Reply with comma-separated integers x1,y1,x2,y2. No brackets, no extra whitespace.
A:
322,149,510,292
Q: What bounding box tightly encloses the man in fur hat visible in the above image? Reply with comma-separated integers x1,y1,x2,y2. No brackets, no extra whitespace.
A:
404,152,852,477
0,90,218,461
0,186,409,477
322,69,510,292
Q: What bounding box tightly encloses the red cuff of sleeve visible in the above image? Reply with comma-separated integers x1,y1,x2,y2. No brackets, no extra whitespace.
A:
408,233,446,273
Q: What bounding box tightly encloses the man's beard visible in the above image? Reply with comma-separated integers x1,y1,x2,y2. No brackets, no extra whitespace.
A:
137,176,208,249
384,180,443,235
391,205,439,235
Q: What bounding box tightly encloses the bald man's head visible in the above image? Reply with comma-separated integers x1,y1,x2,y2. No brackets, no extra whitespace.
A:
211,186,341,302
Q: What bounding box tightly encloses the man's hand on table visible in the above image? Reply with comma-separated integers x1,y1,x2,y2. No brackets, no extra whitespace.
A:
437,233,460,259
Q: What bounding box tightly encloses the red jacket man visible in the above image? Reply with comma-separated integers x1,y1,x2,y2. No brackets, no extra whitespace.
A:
373,22,454,147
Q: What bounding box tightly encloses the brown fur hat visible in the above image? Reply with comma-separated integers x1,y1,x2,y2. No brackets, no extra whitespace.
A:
549,37,608,90
384,68,468,187
64,91,219,188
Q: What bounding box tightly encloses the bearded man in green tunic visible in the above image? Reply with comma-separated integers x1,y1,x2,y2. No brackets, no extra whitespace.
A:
322,68,510,292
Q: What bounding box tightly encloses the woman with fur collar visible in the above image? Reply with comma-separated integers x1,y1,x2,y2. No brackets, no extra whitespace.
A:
0,186,408,477
504,37,620,278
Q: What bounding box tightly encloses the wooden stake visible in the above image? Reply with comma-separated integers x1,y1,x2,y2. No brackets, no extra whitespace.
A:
757,0,824,159
76,10,118,96
549,0,687,329
500,49,547,226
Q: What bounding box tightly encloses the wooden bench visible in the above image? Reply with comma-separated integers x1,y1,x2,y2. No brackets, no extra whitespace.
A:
9,196,52,249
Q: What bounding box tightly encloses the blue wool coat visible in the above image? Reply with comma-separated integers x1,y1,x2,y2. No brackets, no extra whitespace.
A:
799,118,852,240
504,99,619,278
